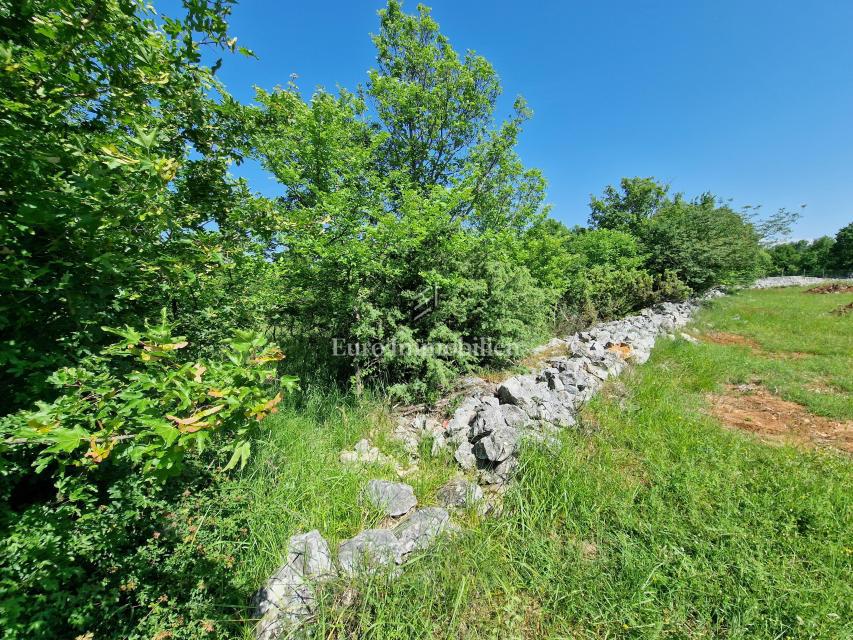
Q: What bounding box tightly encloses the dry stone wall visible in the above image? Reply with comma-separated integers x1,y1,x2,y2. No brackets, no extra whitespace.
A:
252,277,853,638
753,276,852,288
252,298,713,639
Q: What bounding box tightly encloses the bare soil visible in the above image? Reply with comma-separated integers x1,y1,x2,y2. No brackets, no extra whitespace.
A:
806,282,853,294
709,384,853,453
700,332,808,359
701,331,761,349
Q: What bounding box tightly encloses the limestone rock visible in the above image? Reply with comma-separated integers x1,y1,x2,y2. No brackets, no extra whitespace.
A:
338,529,401,575
469,404,503,439
364,480,417,517
453,441,476,470
393,507,451,557
286,530,336,579
478,457,518,485
253,565,311,640
474,426,518,462
340,439,391,465
436,477,484,509
252,530,334,640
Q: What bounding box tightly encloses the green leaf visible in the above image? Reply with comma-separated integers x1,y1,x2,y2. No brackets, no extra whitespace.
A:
223,440,251,472
44,427,88,453
149,422,180,447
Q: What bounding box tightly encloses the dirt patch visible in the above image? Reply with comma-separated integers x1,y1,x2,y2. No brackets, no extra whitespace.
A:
709,384,853,453
831,301,853,316
702,331,761,350
806,282,853,294
700,332,809,360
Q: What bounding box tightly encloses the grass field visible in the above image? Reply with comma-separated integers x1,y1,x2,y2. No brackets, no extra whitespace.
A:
147,287,852,639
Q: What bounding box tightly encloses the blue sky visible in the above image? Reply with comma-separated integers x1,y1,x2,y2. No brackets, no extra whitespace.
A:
171,0,852,238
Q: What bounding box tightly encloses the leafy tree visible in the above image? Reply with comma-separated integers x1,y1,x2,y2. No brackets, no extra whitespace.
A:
2,314,295,480
643,196,764,291
368,1,545,230
767,241,805,275
368,0,500,189
767,233,845,276
754,206,803,245
243,3,555,401
830,221,853,274
567,227,645,269
516,218,581,296
588,177,669,235
800,236,835,276
0,0,257,413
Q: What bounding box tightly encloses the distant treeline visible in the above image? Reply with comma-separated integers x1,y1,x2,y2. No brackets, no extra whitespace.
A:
766,225,853,277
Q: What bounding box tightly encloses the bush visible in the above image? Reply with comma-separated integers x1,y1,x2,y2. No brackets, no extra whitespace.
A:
642,195,764,292
654,269,692,302
0,0,267,413
558,229,655,320
565,265,655,321
0,314,294,639
1,313,295,480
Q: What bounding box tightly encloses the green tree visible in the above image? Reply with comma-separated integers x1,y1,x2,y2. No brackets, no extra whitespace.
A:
242,2,555,400
516,218,581,296
561,228,656,319
368,0,499,188
368,1,545,230
0,0,257,413
588,177,669,235
801,236,835,276
753,206,803,245
643,196,764,291
767,241,805,275
830,221,853,274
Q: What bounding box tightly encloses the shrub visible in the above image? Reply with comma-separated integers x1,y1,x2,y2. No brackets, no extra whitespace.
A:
0,0,264,413
830,222,853,274
1,312,296,481
0,314,295,639
558,229,656,320
653,269,692,302
642,195,764,292
565,265,655,321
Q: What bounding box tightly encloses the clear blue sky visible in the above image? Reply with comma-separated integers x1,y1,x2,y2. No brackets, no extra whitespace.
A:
169,0,853,238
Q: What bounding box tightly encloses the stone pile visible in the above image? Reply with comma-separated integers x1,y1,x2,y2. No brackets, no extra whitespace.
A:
421,300,699,488
253,477,461,639
253,300,704,639
752,276,852,289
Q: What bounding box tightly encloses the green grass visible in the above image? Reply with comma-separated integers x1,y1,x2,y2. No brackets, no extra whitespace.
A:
688,286,853,419
143,386,468,638
142,288,852,639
